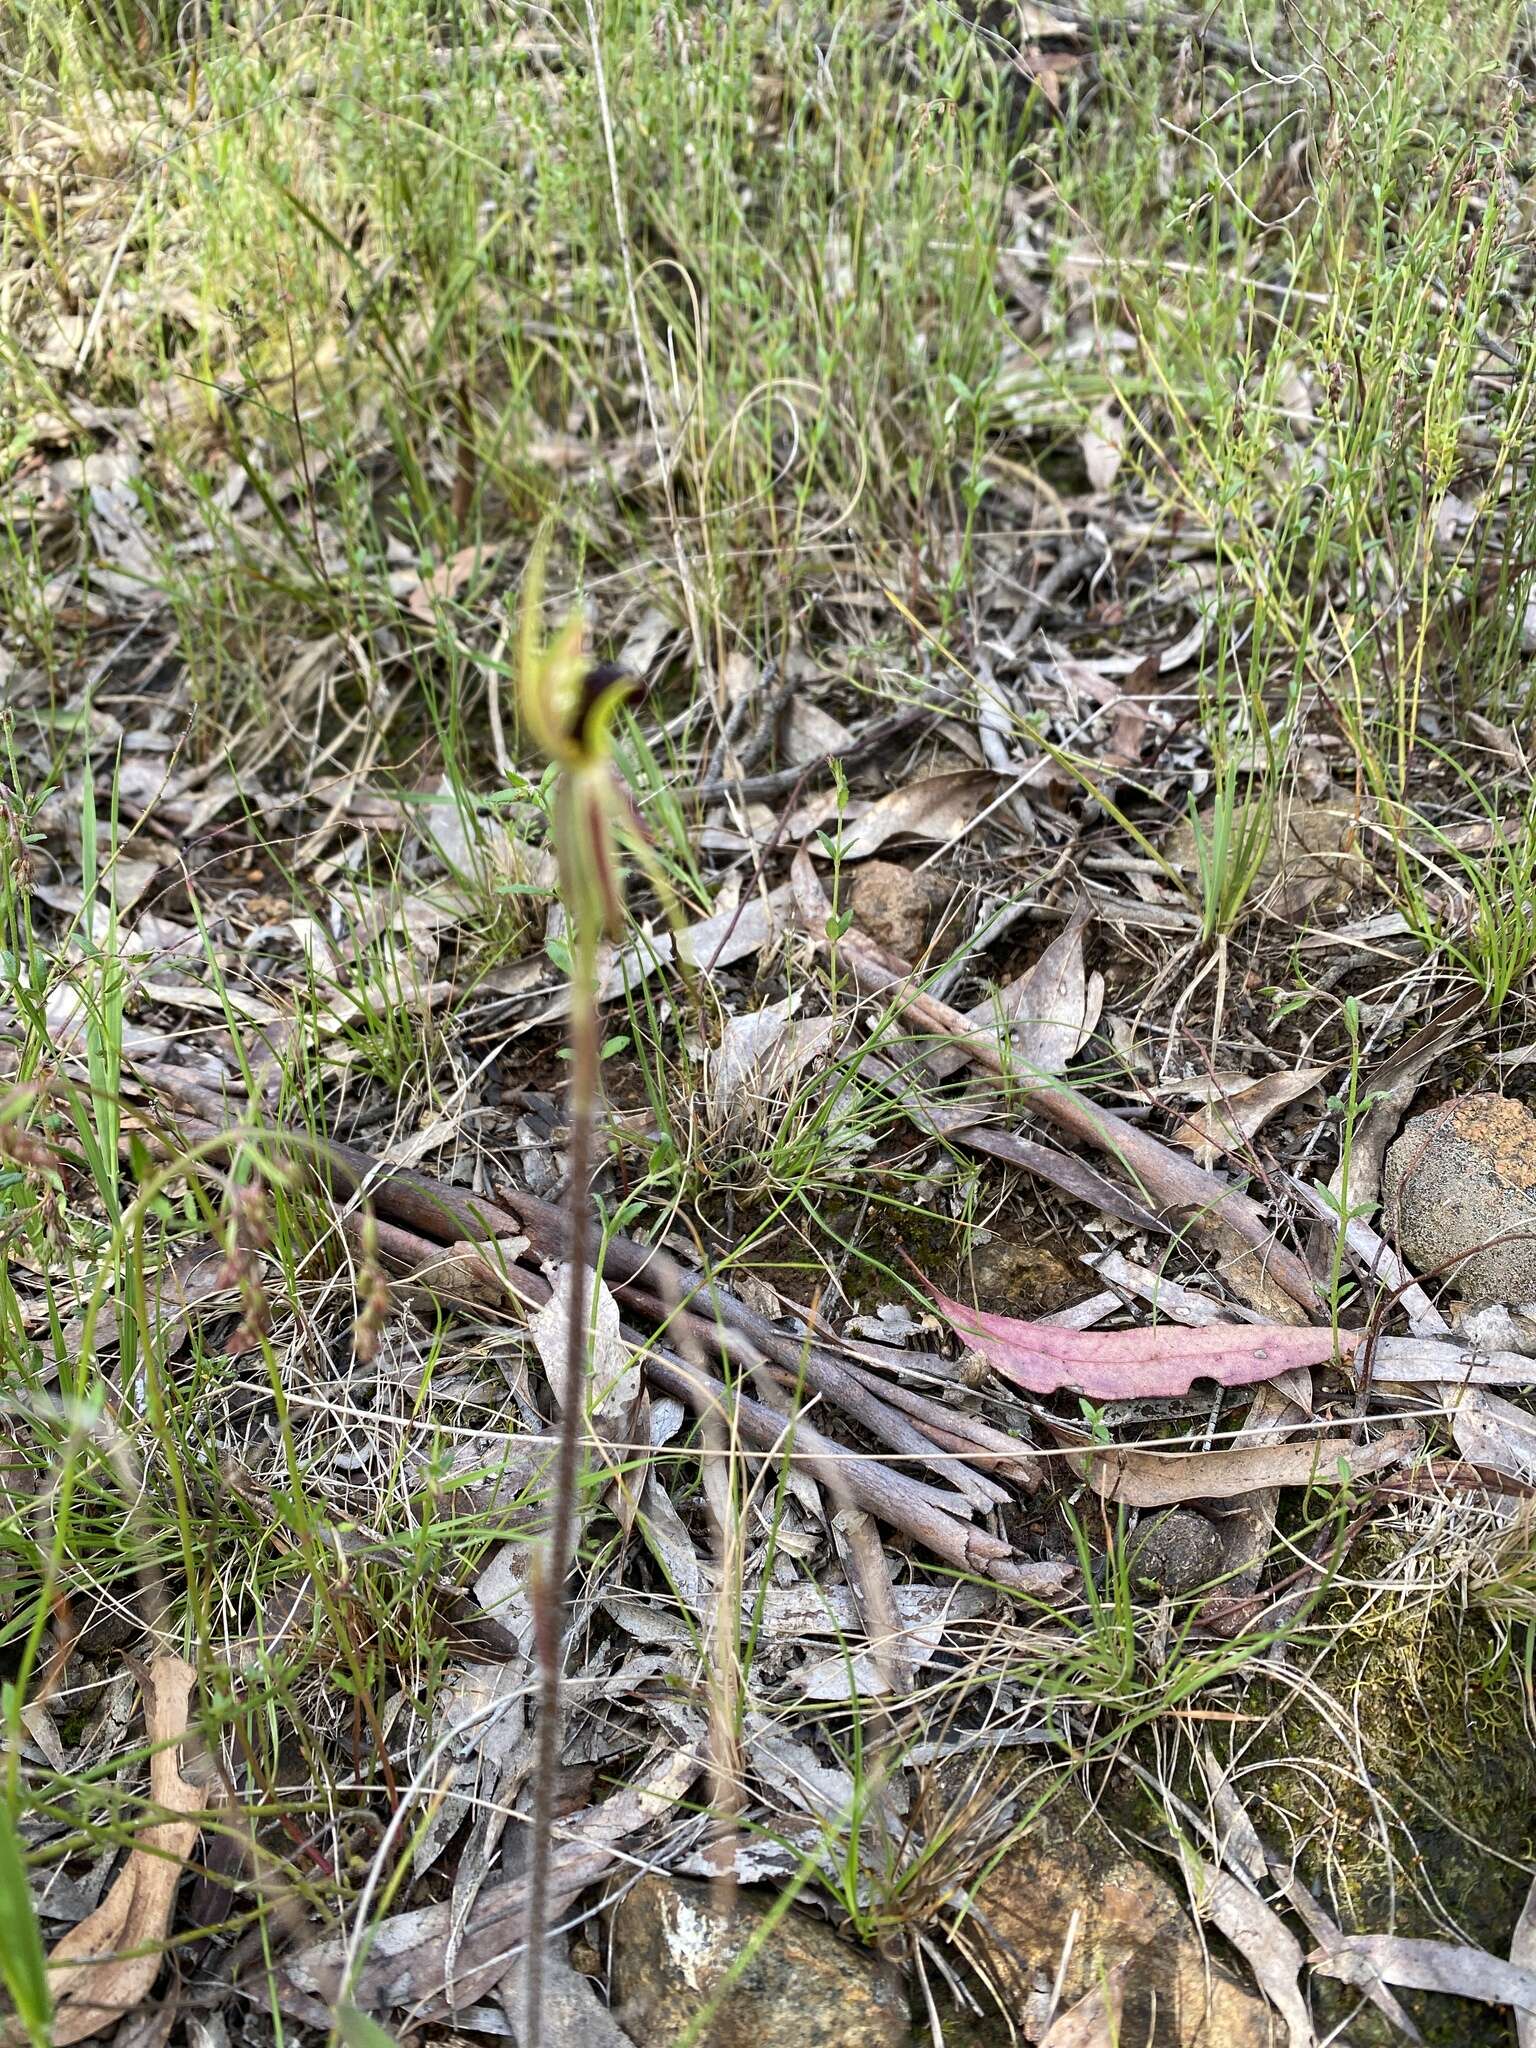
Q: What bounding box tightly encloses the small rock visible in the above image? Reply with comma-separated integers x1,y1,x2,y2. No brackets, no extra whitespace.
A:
966,1784,1273,2046
1128,1509,1227,1598
848,861,949,960
1383,1092,1536,1306
610,1875,912,2048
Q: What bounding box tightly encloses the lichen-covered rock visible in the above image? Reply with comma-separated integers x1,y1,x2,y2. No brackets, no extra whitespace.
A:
610,1875,912,2047
1382,1093,1536,1306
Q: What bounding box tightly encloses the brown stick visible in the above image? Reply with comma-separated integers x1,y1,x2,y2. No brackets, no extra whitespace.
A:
138,1073,1040,1507
136,1089,1014,1506
639,1346,1068,1592
617,1278,1006,1514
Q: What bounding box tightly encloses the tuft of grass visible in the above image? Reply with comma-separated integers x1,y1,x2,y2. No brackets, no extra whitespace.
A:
1384,774,1536,1018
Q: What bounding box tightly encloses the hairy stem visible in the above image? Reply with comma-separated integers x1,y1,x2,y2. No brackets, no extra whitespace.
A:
522,918,597,2048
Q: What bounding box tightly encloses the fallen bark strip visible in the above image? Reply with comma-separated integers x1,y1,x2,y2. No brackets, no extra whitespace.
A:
639,1347,1069,1592
1061,1425,1420,1508
37,1655,204,2046
847,1371,1044,1488
137,1079,1009,1508
129,1120,1059,1589
615,1276,1009,1514
355,1213,1069,1591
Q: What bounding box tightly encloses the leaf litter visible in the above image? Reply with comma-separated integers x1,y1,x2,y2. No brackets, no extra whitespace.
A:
8,8,1536,2046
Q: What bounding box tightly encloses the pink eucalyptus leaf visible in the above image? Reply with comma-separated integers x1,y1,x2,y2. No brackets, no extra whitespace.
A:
929,1287,1357,1400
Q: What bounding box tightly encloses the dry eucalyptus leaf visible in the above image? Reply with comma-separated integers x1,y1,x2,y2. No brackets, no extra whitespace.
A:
1182,1846,1314,2048
836,769,1000,861
497,1954,633,2046
601,884,792,1001
928,1286,1356,1399
1311,1933,1536,2015
1172,1066,1328,1167
38,1654,204,2046
1451,1388,1536,1486
781,693,855,767
931,910,1101,1080
409,1660,529,1881
1364,1335,1536,1386
707,999,837,1128
403,541,501,620
617,605,676,676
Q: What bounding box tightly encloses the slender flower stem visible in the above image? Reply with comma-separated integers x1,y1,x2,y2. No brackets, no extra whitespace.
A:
522,907,597,2048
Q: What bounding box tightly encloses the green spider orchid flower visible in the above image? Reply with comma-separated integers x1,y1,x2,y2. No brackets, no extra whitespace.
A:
517,535,636,943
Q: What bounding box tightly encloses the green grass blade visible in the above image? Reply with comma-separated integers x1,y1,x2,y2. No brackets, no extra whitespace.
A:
0,1791,51,2046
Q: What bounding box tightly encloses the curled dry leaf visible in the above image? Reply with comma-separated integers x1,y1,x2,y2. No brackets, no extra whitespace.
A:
530,1272,643,1528
1067,1424,1418,1508
927,1285,1357,1399
929,908,1102,1081
1080,398,1126,493
835,769,1000,861
35,1654,204,2046
706,997,837,1129
1172,1066,1329,1167
1451,1388,1536,1486
403,541,502,620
